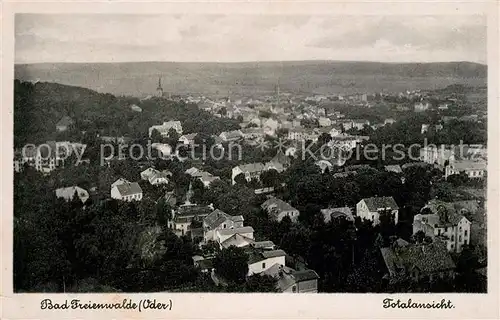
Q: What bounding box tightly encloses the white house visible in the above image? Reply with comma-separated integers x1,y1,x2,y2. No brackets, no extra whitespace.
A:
445,160,487,179
356,196,399,225
318,117,332,127
247,248,287,275
55,186,89,204
111,181,143,201
231,163,265,185
141,168,171,185
148,120,183,137
219,130,243,142
413,200,472,253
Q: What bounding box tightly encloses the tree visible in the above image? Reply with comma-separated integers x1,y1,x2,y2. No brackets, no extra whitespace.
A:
213,246,249,284
233,173,247,186
151,129,163,143
167,128,180,148
243,274,278,292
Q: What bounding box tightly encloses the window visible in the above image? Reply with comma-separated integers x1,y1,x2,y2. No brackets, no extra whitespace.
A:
223,224,226,229
465,230,468,236
459,235,462,242
292,286,297,293
459,226,462,231
262,262,266,269
451,243,454,249
451,235,454,241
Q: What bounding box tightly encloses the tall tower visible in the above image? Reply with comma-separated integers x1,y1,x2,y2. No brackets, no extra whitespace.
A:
156,76,164,97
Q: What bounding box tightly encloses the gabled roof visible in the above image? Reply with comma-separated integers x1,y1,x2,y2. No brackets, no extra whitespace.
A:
220,233,255,249
115,182,143,196
55,186,88,203
385,165,403,174
217,226,254,237
237,163,265,173
204,209,231,229
250,241,275,249
360,196,399,211
262,198,298,218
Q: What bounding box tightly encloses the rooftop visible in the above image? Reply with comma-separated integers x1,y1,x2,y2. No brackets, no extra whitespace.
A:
115,182,142,196
360,196,399,211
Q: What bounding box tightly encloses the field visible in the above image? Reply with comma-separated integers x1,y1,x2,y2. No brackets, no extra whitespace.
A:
15,61,487,98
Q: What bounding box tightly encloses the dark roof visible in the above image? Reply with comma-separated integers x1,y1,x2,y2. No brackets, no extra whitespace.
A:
177,205,212,218
261,198,298,219
262,249,286,259
204,209,230,229
198,258,213,270
381,241,455,276
292,269,320,282
361,196,398,211
115,182,142,196
247,248,286,264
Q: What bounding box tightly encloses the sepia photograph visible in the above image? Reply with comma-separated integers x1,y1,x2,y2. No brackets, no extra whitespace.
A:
12,12,488,297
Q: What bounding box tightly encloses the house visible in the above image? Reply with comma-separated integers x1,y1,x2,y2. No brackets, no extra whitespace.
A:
219,130,243,142
141,167,171,185
231,163,265,185
321,207,354,223
356,196,399,225
100,136,131,145
445,159,486,179
220,233,256,249
261,197,300,222
246,247,287,275
420,145,455,166
380,239,455,283
262,118,279,136
148,121,183,137
198,173,220,188
168,204,213,236
384,118,396,125
263,264,319,293
216,226,255,245
178,133,198,146
414,102,431,112
35,141,66,173
111,181,143,202
111,178,130,188
413,200,472,253
241,128,265,140
56,116,74,132
318,117,332,127
352,119,370,130
384,165,403,174
203,209,245,242
192,256,214,273
151,143,173,158
55,186,89,204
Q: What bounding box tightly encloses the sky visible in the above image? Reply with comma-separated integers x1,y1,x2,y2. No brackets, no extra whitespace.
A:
15,14,487,64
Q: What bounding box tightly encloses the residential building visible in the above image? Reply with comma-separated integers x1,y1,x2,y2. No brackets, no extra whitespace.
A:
148,121,183,137
178,133,198,146
384,118,396,125
261,197,300,222
35,141,66,173
413,200,472,253
111,181,143,202
231,163,265,185
263,118,279,136
216,226,255,245
263,264,319,293
420,145,454,166
141,167,171,185
56,116,74,132
321,207,354,223
168,204,213,236
247,247,287,275
356,196,399,225
380,239,456,282
445,159,487,179
352,119,370,130
219,130,243,142
130,104,142,112
318,117,332,127
55,186,89,204
414,102,431,112
203,209,245,242
384,165,403,174
241,128,265,140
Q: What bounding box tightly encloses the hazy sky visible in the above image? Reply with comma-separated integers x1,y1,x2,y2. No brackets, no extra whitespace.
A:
15,14,487,64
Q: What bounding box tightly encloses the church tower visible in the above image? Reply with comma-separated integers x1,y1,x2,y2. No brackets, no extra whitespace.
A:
156,76,164,97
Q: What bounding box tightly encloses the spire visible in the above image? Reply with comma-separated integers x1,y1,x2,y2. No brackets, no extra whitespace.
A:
156,75,163,97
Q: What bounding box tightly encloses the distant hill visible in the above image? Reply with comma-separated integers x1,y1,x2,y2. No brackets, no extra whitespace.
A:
15,61,487,98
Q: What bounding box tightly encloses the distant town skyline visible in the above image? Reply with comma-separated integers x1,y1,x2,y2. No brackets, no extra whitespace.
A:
15,14,487,64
